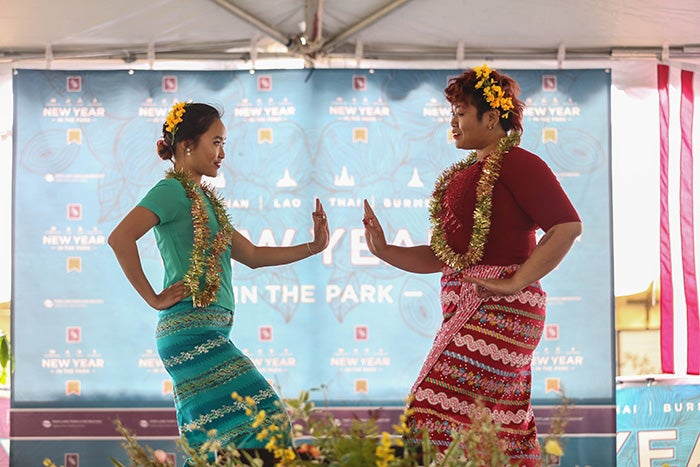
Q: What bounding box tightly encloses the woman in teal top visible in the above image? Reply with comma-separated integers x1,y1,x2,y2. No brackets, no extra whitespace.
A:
108,102,329,465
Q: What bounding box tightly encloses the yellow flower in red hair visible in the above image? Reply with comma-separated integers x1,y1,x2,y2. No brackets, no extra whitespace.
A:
474,64,491,81
473,64,513,118
165,101,188,139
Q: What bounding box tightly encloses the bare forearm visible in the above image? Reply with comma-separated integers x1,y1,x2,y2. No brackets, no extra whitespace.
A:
236,243,317,269
511,221,583,289
109,239,158,306
374,244,443,274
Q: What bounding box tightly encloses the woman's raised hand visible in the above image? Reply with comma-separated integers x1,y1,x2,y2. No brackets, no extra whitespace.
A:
362,199,387,257
309,198,330,254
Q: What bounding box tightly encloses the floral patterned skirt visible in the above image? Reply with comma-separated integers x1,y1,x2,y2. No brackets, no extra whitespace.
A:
156,302,290,453
405,265,547,466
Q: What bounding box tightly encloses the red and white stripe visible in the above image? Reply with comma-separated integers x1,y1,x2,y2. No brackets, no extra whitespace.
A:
658,64,700,374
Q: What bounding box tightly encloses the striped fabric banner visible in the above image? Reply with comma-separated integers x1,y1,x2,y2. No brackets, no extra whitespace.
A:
658,64,700,375
658,64,674,373
680,69,699,374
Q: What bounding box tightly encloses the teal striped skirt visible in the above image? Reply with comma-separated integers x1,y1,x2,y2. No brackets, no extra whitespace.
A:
156,302,291,453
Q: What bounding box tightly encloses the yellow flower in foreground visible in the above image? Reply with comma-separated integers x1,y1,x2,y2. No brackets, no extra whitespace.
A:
375,431,396,467
544,439,564,457
252,409,267,428
265,436,278,451
281,447,296,461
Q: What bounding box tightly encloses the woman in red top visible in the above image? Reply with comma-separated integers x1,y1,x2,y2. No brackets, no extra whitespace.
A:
362,65,582,466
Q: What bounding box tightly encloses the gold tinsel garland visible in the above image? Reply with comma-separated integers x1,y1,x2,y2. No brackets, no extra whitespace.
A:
429,132,521,271
166,169,234,307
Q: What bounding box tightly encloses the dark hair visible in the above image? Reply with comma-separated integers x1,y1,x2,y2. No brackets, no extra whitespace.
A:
156,103,223,160
444,68,525,133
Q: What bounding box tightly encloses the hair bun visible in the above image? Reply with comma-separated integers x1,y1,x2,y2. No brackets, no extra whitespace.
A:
156,138,174,160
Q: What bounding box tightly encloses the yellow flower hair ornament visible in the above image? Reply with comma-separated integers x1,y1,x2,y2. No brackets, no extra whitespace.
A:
165,101,189,140
473,64,514,119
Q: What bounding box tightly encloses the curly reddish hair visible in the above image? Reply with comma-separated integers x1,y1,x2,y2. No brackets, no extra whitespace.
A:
444,68,525,133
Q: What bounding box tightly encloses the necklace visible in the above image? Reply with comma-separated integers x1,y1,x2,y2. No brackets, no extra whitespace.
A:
429,132,521,270
166,168,234,307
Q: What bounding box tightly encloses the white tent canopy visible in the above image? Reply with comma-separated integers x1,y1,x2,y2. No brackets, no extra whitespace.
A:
2,0,700,68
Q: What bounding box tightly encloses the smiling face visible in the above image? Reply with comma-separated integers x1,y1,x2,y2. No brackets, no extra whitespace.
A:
179,118,226,183
450,102,494,151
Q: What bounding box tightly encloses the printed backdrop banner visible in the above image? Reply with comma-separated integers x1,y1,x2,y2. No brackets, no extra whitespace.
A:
12,69,612,408
617,378,700,466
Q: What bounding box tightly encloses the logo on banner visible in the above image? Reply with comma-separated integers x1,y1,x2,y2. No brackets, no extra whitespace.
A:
43,97,105,122
423,98,452,122
258,75,272,91
66,257,82,272
352,127,368,143
67,327,81,343
545,377,561,393
355,325,368,341
138,98,177,123
66,76,82,92
523,97,581,123
330,348,391,372
334,166,355,186
163,76,177,92
329,97,390,121
65,453,79,467
234,97,295,121
355,379,369,393
66,128,82,144
545,324,559,340
162,379,173,395
66,380,81,396
407,168,425,188
43,348,105,375
248,348,297,373
353,75,367,91
67,203,82,221
139,349,165,373
259,326,273,341
258,128,274,144
542,128,558,144
542,75,557,92
43,226,106,252
275,169,298,188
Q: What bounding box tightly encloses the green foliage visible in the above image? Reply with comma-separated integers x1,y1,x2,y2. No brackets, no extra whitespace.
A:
0,333,9,386
48,389,571,467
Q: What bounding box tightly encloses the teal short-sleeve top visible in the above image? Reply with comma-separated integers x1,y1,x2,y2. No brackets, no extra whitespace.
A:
137,178,235,311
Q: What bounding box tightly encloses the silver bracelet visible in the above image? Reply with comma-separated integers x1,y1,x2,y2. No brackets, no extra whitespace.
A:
306,242,314,255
